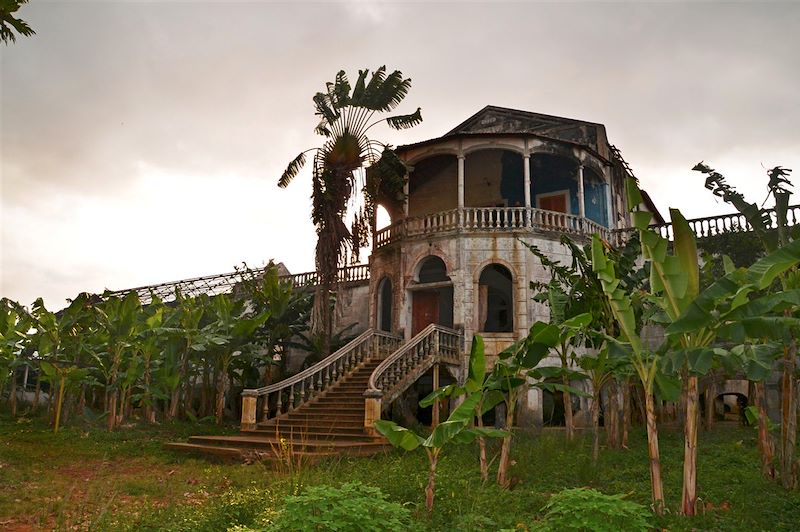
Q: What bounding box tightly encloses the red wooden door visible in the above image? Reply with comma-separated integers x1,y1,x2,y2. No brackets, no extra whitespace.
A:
539,193,568,213
412,291,439,335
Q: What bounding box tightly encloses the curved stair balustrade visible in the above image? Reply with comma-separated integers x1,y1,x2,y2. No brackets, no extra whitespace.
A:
363,324,463,435
240,329,402,431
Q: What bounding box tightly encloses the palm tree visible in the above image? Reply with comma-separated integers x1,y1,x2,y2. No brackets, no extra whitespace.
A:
1,0,35,45
278,66,421,356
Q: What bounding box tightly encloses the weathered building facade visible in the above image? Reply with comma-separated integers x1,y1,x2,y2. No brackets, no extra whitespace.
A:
348,106,662,426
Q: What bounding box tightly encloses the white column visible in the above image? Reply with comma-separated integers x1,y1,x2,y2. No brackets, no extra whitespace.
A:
523,155,531,208
605,178,614,229
457,154,465,209
577,165,586,219
523,154,531,227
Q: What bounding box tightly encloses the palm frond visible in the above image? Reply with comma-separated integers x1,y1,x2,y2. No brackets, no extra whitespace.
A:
350,69,369,105
278,152,308,188
361,66,387,109
386,107,422,130
313,92,338,123
372,70,411,111
329,70,351,109
314,119,331,137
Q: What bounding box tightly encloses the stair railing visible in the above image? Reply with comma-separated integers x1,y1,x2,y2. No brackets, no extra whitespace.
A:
241,329,401,431
363,324,462,435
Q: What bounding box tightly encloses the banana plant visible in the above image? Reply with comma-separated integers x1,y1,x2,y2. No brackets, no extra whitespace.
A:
0,298,30,417
134,298,166,423
419,335,506,482
39,361,89,432
375,392,506,513
26,295,96,431
205,293,271,424
695,161,799,490
94,292,141,431
592,233,666,513
526,235,646,444
488,321,590,488
578,343,629,463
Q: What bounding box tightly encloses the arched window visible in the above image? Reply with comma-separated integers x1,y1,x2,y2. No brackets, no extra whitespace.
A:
377,277,393,332
478,264,513,332
417,256,448,283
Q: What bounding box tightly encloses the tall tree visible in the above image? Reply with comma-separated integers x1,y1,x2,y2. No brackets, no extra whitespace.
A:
278,67,421,356
1,0,34,44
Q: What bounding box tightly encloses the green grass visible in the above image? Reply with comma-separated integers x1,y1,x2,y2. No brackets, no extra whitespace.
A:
1,412,799,530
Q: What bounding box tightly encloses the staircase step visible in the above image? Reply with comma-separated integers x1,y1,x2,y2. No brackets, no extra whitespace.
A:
188,434,383,451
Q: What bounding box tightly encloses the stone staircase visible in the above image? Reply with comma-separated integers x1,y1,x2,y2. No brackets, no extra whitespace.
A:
165,358,390,461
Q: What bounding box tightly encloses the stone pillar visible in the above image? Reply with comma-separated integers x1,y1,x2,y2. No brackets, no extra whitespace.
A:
457,154,465,209
577,164,586,220
241,392,257,431
523,154,531,227
403,174,410,217
364,392,383,437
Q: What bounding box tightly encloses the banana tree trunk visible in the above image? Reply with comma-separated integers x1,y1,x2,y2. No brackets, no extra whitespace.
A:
705,378,716,430
169,347,191,420
9,368,17,417
107,390,118,431
33,374,41,409
592,387,601,463
215,366,228,425
497,392,517,488
607,379,620,449
780,338,798,490
425,448,439,513
622,380,631,448
644,390,665,514
754,381,775,479
477,415,489,482
681,375,699,516
562,374,574,441
53,378,66,433
143,358,153,423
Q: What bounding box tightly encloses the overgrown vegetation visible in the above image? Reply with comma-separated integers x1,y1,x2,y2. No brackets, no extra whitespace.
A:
1,417,798,530
0,263,313,431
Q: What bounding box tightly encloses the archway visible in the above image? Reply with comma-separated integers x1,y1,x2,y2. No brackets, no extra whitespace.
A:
411,256,454,335
478,264,513,332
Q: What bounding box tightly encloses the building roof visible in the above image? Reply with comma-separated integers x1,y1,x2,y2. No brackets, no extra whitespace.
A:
397,105,609,158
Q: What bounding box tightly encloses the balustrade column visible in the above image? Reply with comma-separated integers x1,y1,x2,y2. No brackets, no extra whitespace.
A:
523,154,532,227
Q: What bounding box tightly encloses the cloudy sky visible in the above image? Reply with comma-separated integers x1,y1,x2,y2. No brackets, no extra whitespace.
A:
2,0,799,309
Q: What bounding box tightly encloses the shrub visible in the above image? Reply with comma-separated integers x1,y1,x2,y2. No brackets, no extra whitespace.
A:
268,481,411,532
536,487,651,532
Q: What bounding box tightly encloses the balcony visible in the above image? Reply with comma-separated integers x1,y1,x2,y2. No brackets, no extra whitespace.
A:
373,206,613,250
374,204,800,251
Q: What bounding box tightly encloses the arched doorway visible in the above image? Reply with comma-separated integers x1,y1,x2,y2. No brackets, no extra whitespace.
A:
377,277,393,332
478,264,513,332
411,256,454,335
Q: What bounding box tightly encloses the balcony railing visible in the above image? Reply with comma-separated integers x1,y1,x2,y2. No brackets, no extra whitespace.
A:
374,206,613,250
646,205,800,241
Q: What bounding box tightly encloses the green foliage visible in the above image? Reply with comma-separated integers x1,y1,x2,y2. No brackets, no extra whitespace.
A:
536,488,651,532
278,66,421,355
267,482,411,532
0,0,35,45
